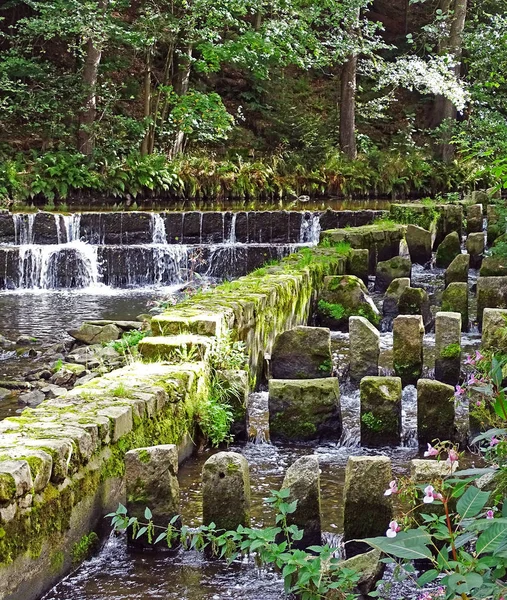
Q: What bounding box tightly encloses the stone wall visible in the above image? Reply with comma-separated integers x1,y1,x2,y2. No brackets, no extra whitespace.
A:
0,244,347,600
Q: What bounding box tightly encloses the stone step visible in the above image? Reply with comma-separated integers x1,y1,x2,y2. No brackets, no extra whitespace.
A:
138,334,213,362
151,311,230,338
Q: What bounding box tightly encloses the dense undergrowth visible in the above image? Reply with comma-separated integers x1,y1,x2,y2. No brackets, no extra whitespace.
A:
0,149,491,208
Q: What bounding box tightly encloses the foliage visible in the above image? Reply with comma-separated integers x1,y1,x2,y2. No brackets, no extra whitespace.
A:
107,488,360,600
108,329,147,354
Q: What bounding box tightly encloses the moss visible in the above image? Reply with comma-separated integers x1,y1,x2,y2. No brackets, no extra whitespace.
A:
440,343,461,359
71,532,99,564
361,412,383,432
0,473,16,501
393,361,422,380
137,449,150,464
50,550,65,574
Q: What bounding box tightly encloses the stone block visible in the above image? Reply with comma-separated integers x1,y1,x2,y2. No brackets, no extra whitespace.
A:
466,232,485,269
0,460,33,501
398,286,432,330
349,317,380,382
138,334,212,362
383,277,410,318
477,277,507,327
280,456,321,548
480,256,507,277
125,445,180,549
442,282,468,332
202,452,251,530
375,257,412,293
406,224,432,265
487,205,504,245
343,456,392,558
271,326,332,379
269,378,341,441
466,204,483,234
24,438,73,483
435,311,462,386
482,308,507,353
151,312,228,337
434,205,463,248
417,379,455,448
436,232,461,269
360,376,402,447
97,405,133,442
346,249,369,284
393,315,424,385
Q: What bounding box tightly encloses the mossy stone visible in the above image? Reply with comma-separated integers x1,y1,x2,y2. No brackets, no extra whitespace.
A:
268,378,341,441
375,257,412,293
393,315,424,385
360,376,402,447
466,204,483,234
398,286,431,330
349,317,380,382
347,248,369,284
383,277,410,317
482,308,507,353
436,232,462,269
480,256,507,277
271,326,332,379
435,311,461,386
406,224,432,265
442,282,468,332
466,232,485,269
444,253,469,288
417,379,455,448
477,276,507,327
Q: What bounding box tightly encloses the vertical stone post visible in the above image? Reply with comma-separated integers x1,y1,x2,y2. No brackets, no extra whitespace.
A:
125,444,180,550
349,316,380,382
343,456,393,558
466,232,485,269
393,315,424,385
417,379,455,448
482,308,507,353
466,204,483,234
202,452,251,530
435,312,462,386
280,455,321,549
360,376,402,447
442,282,468,332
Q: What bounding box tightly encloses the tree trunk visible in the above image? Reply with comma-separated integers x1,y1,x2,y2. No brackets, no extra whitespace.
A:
77,0,107,157
141,48,152,156
339,8,360,160
433,0,468,162
171,44,192,157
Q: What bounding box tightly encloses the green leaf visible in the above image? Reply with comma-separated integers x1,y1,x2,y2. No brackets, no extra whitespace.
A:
144,507,152,520
363,531,432,560
456,486,490,519
417,569,439,586
476,522,507,555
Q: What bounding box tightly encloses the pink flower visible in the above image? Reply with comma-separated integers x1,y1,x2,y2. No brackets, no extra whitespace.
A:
448,449,459,463
475,350,484,362
464,354,476,366
386,520,401,538
423,485,436,504
424,443,439,457
454,385,465,398
384,480,398,496
491,436,500,447
467,374,477,386
476,400,482,407
487,510,494,519
418,593,433,600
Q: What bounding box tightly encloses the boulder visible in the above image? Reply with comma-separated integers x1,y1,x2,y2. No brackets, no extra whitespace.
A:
466,204,483,234
393,315,424,385
343,456,393,558
360,376,402,447
435,312,462,386
346,248,369,284
444,253,469,287
398,286,432,330
375,257,412,292
466,232,485,269
271,326,332,379
477,277,507,327
417,379,455,448
442,282,468,332
434,204,463,249
316,275,379,330
18,390,45,407
269,378,341,441
202,452,251,530
436,232,461,269
68,323,122,345
336,549,384,596
480,256,507,277
382,277,410,318
349,317,380,382
406,225,432,265
125,445,180,549
482,308,507,353
280,456,321,548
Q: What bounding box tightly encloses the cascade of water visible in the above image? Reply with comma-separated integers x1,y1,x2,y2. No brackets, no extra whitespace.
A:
152,245,188,286
228,213,237,244
246,391,270,444
401,385,418,448
299,213,321,245
63,214,81,243
12,214,35,245
338,388,361,448
151,213,167,244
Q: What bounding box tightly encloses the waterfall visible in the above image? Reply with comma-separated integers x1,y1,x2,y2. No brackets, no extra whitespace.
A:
63,214,81,243
247,392,270,444
299,213,321,245
401,385,418,448
13,214,35,245
228,213,237,244
151,213,167,244
338,388,361,448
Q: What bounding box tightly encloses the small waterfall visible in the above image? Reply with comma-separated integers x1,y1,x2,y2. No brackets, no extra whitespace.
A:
299,213,321,245
338,388,361,447
401,385,418,448
151,213,167,244
13,214,35,245
62,214,81,243
228,213,237,244
246,391,270,444
152,245,188,285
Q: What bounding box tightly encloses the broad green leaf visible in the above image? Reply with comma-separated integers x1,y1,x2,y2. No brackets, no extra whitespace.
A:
362,531,432,560
456,486,490,519
476,522,507,555
417,569,439,586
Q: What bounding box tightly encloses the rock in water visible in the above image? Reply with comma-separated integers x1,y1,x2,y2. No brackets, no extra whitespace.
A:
435,311,462,386
375,257,412,293
360,376,402,447
271,326,332,379
406,224,432,265
69,323,122,344
466,232,485,269
393,315,424,385
417,379,455,449
442,282,468,332
125,445,180,550
482,308,507,353
466,204,483,234
202,452,251,530
436,232,461,269
382,277,410,318
280,455,321,548
349,316,380,382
